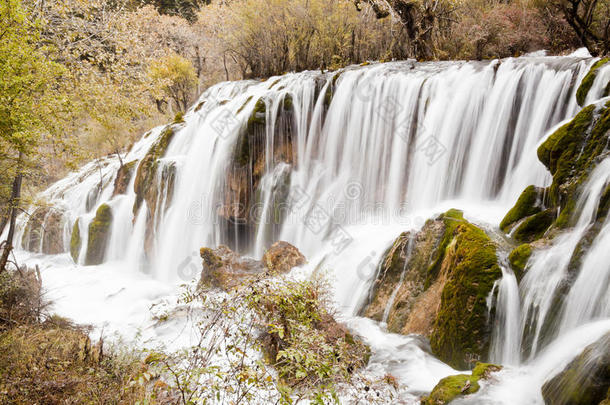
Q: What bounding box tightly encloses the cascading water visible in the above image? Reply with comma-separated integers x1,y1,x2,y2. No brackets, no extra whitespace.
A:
6,52,610,403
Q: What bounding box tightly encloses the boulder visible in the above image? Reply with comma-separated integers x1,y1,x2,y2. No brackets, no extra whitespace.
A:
112,160,138,196
542,332,609,405
85,204,113,265
199,241,305,291
361,209,502,370
422,362,502,404
576,58,609,106
262,241,306,273
21,207,66,254
70,219,81,263
508,243,532,280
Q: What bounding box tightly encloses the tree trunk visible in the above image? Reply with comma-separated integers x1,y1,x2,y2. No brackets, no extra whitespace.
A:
0,156,23,273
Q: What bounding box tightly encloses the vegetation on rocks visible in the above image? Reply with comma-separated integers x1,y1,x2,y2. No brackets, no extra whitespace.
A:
577,58,610,106
508,243,532,279
541,332,609,405
429,212,502,370
362,209,502,370
70,220,81,263
200,241,305,291
421,362,502,404
85,204,113,266
511,209,555,243
500,185,546,232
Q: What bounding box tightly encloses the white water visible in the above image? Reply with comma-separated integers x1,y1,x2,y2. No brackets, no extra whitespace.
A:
6,53,610,403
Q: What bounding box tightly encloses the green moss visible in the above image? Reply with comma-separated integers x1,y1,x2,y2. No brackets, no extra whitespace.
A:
422,363,502,404
508,243,532,280
424,209,464,288
541,332,609,405
512,209,555,243
85,204,113,266
534,101,610,228
70,219,81,263
133,126,175,213
282,94,293,111
429,215,502,370
500,185,543,231
576,58,609,106
234,98,266,167
173,111,185,124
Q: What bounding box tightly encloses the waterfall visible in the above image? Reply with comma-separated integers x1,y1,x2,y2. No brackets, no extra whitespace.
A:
9,53,609,403
489,255,521,366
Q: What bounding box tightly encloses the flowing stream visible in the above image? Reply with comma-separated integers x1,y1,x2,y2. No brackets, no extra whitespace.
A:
5,51,610,403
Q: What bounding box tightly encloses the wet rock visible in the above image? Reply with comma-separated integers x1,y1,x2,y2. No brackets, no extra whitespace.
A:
132,126,178,258
508,243,532,280
218,96,296,239
360,217,446,336
542,332,609,405
85,204,113,265
199,245,265,290
576,58,609,106
362,209,502,370
429,212,502,370
112,160,138,196
421,362,502,404
500,185,547,232
199,241,305,291
262,241,305,273
511,209,555,243
70,219,81,263
21,207,66,254
42,209,65,254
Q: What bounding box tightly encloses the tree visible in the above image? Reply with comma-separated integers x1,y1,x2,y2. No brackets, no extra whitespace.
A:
148,52,198,113
0,0,64,272
550,0,610,55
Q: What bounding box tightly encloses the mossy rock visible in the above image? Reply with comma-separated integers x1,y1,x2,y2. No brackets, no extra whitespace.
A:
42,209,65,254
70,219,81,263
234,98,266,167
422,363,502,404
576,58,609,106
508,243,532,280
360,217,447,335
262,241,305,274
133,126,175,215
21,208,47,252
112,160,138,197
429,211,502,370
511,209,555,243
541,332,609,405
173,111,185,124
85,204,113,266
500,185,545,232
530,100,610,229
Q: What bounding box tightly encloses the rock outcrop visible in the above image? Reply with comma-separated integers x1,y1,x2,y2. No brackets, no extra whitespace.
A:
132,126,178,257
218,95,295,248
576,58,609,106
422,362,502,404
85,204,113,265
199,241,305,291
361,209,502,370
542,332,609,405
21,207,66,255
112,160,138,196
